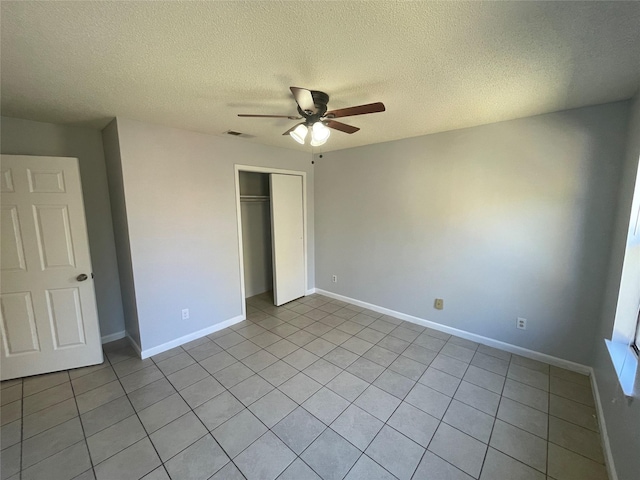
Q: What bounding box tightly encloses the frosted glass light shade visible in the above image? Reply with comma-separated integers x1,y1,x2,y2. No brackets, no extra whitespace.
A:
310,122,330,146
290,124,308,144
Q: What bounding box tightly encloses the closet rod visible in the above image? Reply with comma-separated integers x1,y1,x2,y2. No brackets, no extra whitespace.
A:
240,195,270,203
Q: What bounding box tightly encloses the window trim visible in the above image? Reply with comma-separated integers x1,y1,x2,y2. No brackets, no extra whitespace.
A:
632,309,640,357
605,339,638,397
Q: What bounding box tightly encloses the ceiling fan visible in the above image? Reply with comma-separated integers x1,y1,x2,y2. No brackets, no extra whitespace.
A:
238,86,385,146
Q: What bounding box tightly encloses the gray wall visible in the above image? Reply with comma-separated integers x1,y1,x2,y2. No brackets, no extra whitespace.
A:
314,102,629,365
1,116,125,338
111,118,313,351
102,120,141,345
592,94,640,480
240,172,273,297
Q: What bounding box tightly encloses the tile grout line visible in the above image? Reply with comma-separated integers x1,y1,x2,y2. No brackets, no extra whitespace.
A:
65,369,96,480
547,374,552,477
19,378,24,480
419,348,474,478
109,351,176,480
477,356,509,479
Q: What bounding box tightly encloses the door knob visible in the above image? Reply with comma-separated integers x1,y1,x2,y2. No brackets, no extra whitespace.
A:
76,274,88,282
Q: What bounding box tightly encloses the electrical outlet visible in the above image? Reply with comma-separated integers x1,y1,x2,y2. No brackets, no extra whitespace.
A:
434,298,444,310
182,308,190,320
332,275,338,283
517,317,527,330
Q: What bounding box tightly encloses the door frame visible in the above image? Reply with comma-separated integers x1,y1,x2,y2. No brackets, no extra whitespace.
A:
234,165,308,318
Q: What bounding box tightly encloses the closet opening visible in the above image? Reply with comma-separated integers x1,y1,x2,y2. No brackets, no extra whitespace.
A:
235,165,308,315
239,171,274,303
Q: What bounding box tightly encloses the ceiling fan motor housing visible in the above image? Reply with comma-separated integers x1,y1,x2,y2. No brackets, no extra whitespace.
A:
297,90,329,122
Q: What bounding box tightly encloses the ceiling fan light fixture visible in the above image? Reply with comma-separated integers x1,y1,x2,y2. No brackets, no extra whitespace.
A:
310,121,330,146
290,124,308,144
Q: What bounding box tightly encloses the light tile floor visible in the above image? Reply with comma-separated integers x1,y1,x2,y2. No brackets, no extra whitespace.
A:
0,292,609,480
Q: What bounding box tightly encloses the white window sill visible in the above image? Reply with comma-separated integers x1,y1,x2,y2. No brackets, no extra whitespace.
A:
605,339,639,398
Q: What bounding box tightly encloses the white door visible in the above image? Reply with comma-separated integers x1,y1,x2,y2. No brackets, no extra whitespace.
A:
270,174,305,306
1,155,103,380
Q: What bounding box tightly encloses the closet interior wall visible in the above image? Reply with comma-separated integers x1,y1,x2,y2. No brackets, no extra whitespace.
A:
239,172,273,298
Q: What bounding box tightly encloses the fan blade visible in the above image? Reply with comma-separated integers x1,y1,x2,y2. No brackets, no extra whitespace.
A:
325,120,360,134
290,87,317,114
325,102,385,119
238,114,301,119
282,123,305,136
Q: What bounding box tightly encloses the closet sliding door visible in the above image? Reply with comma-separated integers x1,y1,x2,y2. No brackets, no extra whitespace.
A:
270,174,305,306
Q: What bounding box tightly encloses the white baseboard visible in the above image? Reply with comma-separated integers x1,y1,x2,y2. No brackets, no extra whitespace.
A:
137,315,245,359
589,368,618,480
306,288,317,295
315,289,591,375
101,330,126,344
126,332,142,358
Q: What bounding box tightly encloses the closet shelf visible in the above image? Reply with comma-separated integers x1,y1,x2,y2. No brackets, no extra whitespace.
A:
240,195,270,202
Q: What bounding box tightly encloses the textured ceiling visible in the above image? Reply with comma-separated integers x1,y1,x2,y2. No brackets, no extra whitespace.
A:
2,1,639,153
